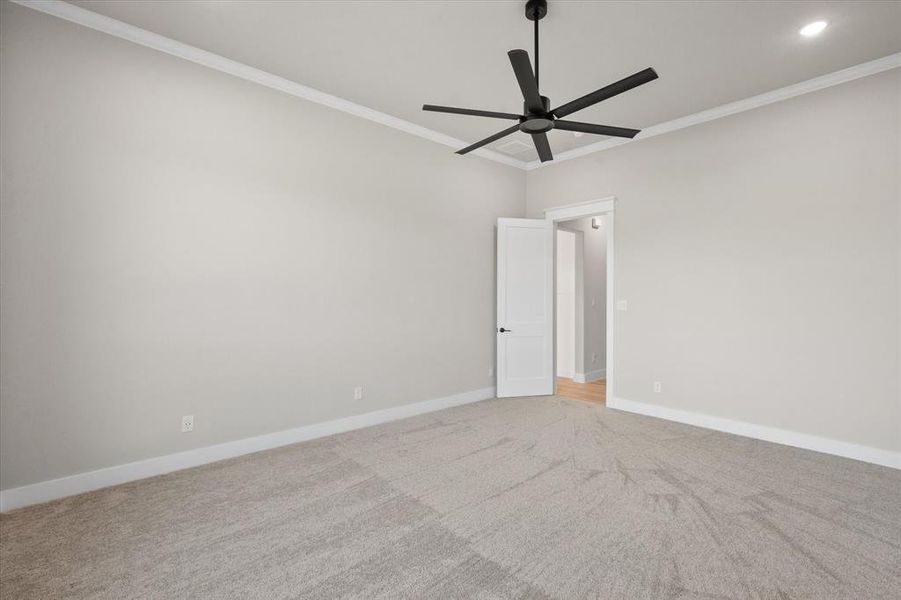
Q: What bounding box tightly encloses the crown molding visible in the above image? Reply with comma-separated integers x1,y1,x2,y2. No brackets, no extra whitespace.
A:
525,51,901,170
11,2,901,174
10,0,528,170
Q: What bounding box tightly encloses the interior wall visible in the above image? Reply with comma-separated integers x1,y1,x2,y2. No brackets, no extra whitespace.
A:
555,230,576,378
528,69,901,454
0,3,525,490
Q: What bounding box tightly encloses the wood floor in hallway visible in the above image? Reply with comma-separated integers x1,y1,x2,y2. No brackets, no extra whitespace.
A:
555,377,605,405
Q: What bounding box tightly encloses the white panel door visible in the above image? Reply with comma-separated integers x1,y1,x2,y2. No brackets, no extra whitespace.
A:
496,218,554,397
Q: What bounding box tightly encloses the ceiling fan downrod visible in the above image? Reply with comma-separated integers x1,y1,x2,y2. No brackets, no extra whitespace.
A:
527,0,546,88
527,0,546,107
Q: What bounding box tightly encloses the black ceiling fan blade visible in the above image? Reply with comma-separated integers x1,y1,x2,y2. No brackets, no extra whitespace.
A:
553,120,640,139
531,132,553,162
423,105,523,120
456,124,521,155
508,50,544,114
552,67,658,119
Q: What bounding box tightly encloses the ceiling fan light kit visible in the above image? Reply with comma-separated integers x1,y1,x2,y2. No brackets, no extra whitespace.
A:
423,0,659,163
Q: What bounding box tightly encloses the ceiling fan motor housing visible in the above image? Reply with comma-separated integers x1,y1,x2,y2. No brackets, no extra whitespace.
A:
524,95,551,117
521,95,553,133
520,117,553,134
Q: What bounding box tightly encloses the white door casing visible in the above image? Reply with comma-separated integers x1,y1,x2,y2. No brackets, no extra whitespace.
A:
496,218,554,397
544,197,616,400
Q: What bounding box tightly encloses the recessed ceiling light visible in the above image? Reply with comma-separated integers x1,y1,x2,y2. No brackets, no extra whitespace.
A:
799,21,828,37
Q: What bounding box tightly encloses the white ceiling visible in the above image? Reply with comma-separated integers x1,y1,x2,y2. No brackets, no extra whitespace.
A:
75,1,901,163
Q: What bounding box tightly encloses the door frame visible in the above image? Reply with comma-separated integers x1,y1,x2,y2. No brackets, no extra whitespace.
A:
544,197,616,399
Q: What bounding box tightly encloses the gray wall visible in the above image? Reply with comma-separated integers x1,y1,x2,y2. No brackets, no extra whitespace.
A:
529,69,901,453
555,230,576,377
0,3,524,490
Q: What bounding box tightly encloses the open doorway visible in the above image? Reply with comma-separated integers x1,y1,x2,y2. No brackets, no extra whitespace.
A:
555,216,607,405
495,198,614,400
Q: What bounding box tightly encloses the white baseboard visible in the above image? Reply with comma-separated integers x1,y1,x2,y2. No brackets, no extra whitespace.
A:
557,369,575,379
574,369,605,384
607,396,901,470
0,386,496,513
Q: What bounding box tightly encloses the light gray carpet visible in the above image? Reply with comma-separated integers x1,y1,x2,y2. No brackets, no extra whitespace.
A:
1,396,900,599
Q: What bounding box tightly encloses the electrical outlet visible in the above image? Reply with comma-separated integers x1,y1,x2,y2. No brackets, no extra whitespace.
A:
354,386,363,400
488,366,494,377
591,353,597,363
616,299,628,311
653,381,662,393
181,415,194,432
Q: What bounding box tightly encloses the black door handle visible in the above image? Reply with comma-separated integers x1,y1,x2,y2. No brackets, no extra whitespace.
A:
498,327,512,333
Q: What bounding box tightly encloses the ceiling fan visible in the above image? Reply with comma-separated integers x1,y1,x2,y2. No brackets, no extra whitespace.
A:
423,0,658,163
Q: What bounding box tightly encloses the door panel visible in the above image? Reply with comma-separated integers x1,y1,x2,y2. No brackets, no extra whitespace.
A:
496,218,554,397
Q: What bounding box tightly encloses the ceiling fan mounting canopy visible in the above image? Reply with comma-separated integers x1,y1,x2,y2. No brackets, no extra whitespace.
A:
423,0,659,163
525,0,547,21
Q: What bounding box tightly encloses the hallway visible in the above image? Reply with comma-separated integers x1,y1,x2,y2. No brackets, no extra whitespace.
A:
555,378,605,405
